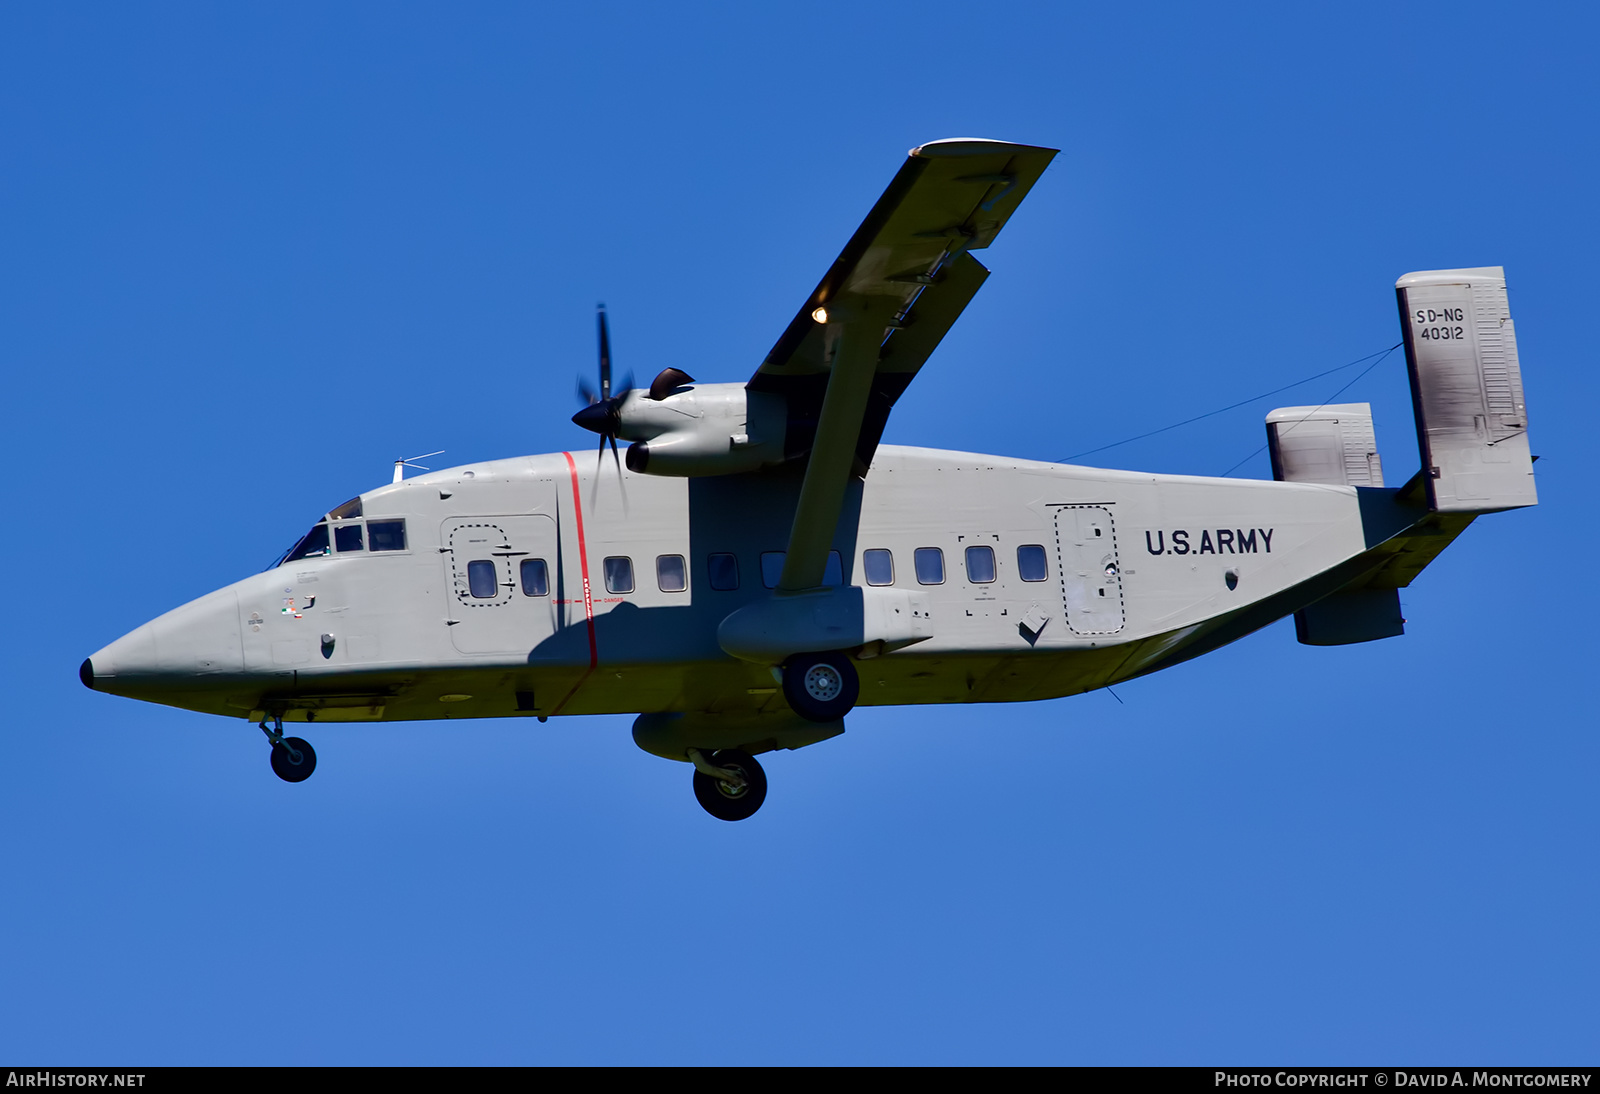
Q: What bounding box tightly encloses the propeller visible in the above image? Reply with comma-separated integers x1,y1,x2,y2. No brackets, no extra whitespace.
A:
571,306,696,486
572,304,633,504
573,304,635,440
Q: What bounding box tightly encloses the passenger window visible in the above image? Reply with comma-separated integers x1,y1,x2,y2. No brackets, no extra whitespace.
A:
657,554,687,592
761,550,843,589
914,547,945,585
285,523,331,563
467,560,498,598
824,551,843,586
520,558,549,596
604,556,634,594
863,549,894,586
708,553,739,591
1017,544,1049,582
760,552,784,589
334,524,363,553
368,520,407,552
965,545,996,583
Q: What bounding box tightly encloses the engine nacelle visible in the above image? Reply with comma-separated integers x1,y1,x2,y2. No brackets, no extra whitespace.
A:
619,382,788,477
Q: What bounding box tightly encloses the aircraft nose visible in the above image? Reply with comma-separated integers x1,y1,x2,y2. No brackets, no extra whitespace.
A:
84,621,162,690
84,587,243,697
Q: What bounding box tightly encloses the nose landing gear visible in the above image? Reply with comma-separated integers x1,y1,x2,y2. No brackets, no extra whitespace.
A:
259,715,317,783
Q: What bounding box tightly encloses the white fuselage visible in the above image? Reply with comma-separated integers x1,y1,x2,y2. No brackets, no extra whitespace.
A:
86,444,1398,727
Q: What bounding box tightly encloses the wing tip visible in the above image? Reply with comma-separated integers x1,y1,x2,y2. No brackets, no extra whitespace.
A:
910,137,1059,158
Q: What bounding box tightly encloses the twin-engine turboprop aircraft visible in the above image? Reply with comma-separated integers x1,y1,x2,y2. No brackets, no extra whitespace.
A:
82,139,1537,820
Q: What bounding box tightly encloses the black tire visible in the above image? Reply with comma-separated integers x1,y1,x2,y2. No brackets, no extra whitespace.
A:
692,749,767,821
781,651,859,722
270,737,317,783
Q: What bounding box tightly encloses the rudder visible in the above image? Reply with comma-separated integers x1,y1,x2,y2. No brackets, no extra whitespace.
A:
1397,266,1536,513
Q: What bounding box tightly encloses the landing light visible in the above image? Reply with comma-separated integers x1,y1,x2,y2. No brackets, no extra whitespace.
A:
811,307,828,323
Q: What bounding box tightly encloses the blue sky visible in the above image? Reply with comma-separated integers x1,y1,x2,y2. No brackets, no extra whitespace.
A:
3,2,1596,1064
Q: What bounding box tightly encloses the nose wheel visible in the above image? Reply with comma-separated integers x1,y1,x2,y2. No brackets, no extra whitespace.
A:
260,716,317,783
270,738,317,782
689,748,767,821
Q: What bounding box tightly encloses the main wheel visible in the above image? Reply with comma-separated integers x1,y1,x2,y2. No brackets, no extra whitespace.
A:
270,737,317,783
781,651,859,722
692,749,767,821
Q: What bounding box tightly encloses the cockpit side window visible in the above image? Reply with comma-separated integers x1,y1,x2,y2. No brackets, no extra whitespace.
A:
282,523,331,564
368,520,407,552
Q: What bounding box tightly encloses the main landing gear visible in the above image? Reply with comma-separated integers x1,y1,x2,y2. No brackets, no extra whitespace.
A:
688,748,767,821
259,715,317,783
671,651,855,820
781,651,859,722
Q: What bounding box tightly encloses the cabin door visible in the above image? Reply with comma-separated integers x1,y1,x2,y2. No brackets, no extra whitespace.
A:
442,515,560,655
1054,506,1126,635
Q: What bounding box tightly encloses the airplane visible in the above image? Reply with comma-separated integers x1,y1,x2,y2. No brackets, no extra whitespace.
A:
80,138,1537,821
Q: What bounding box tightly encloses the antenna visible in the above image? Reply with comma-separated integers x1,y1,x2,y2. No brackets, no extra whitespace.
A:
393,450,445,483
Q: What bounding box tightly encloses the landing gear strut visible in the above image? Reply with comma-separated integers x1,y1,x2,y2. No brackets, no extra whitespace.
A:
259,714,317,783
688,748,767,821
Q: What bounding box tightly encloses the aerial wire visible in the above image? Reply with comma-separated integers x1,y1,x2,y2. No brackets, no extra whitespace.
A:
1214,342,1401,477
1055,344,1402,464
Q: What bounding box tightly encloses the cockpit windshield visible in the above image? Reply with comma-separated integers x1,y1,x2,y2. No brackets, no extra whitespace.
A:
278,522,331,566
271,498,405,568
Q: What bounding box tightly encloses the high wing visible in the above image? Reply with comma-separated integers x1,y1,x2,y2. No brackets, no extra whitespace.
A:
751,138,1058,470
757,138,1057,591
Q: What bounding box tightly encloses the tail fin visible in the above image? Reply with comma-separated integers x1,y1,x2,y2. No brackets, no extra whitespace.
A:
1397,266,1536,513
1265,402,1384,488
1262,401,1404,645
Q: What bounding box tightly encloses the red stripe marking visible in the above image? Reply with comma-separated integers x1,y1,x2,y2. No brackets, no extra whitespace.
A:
550,452,598,715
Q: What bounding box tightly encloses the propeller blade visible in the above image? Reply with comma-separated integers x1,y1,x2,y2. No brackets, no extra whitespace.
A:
608,433,628,515
597,303,612,402
590,434,605,508
576,303,630,516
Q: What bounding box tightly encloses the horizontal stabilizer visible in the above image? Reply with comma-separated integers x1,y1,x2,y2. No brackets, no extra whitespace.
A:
1397,267,1536,513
